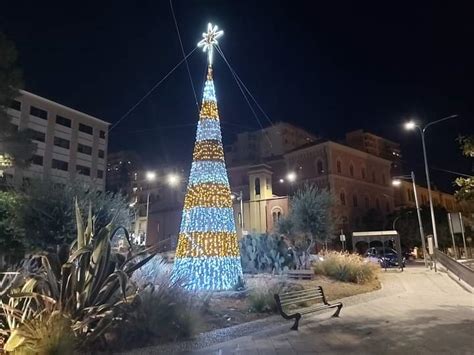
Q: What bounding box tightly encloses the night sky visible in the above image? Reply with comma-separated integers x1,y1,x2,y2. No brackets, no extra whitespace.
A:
1,1,472,192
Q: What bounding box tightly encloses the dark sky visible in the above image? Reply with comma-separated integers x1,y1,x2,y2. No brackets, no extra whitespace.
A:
1,0,472,192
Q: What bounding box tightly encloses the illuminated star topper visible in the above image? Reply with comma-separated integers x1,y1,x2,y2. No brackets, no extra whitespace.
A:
197,23,223,65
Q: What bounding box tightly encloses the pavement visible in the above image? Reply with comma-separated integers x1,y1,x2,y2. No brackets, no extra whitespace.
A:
125,265,473,354
191,266,474,355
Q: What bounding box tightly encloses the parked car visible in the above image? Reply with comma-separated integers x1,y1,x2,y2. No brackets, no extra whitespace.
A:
365,247,406,268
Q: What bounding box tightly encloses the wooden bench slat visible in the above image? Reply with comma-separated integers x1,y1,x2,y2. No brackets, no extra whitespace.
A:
280,295,324,306
280,288,322,297
279,291,323,300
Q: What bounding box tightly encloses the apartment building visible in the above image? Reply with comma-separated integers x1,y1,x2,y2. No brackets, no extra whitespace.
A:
3,90,109,190
225,122,318,166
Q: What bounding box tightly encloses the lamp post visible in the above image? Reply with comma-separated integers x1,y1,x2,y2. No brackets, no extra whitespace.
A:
144,171,157,243
231,190,244,231
393,171,427,267
404,114,458,249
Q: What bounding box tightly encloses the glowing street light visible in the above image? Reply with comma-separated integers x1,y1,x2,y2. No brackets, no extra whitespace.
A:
146,171,156,181
392,179,402,187
167,173,180,187
404,121,416,130
286,172,297,183
279,178,285,183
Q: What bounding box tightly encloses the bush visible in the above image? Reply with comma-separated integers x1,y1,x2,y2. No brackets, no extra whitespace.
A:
0,202,158,353
246,277,303,313
313,252,377,284
111,256,201,348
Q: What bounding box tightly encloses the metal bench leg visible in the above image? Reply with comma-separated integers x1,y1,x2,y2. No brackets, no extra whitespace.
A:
332,304,343,317
291,314,301,331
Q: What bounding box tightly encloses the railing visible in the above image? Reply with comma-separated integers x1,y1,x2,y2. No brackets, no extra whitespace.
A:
435,249,474,287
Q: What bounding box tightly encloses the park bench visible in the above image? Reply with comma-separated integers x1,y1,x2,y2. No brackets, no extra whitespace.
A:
274,286,343,330
286,269,314,280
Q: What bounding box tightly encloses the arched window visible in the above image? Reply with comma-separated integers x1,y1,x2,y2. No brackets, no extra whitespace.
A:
349,164,354,177
382,173,386,185
375,198,380,210
372,171,376,183
255,177,261,195
353,194,358,207
317,160,324,174
337,160,342,174
340,191,346,205
361,168,366,179
272,212,277,224
277,211,282,220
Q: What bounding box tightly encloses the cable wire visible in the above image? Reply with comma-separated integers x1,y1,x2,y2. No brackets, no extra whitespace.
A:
215,45,272,147
169,0,199,112
109,47,197,131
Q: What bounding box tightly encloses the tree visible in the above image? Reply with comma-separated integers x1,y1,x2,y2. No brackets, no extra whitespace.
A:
388,205,453,251
278,184,336,268
172,64,243,291
0,33,36,168
454,135,474,202
0,191,24,269
8,178,131,251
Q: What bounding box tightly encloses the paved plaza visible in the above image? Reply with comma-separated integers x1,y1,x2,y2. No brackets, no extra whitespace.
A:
192,266,473,355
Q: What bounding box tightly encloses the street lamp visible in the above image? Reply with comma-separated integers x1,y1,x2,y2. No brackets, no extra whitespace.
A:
393,171,427,267
144,171,157,243
231,190,244,231
167,173,179,187
286,172,297,183
404,114,459,248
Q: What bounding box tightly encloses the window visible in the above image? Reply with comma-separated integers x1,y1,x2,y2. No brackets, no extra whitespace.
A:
337,160,342,173
340,191,346,205
31,155,43,166
375,198,380,210
27,129,45,142
98,149,105,159
365,196,370,208
372,171,376,183
77,165,91,176
52,159,68,171
317,160,324,174
10,100,21,111
255,177,261,195
77,143,92,155
99,130,106,139
54,136,70,149
382,174,386,185
30,106,47,120
349,164,354,177
353,194,358,207
361,168,366,179
56,115,71,127
79,123,93,135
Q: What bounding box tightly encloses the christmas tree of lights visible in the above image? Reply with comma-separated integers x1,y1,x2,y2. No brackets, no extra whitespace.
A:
173,23,243,290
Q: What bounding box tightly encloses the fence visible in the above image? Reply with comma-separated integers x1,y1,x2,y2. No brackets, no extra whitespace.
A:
435,249,474,287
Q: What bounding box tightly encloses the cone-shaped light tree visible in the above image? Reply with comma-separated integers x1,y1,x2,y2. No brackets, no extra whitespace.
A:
173,24,243,290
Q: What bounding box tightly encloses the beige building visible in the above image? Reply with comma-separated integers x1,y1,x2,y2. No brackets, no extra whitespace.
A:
2,90,109,190
225,122,318,166
393,180,470,213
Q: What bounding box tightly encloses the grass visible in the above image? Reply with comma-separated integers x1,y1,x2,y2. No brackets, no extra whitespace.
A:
313,252,378,284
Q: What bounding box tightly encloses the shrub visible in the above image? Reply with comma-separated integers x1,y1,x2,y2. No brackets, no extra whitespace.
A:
313,252,377,284
0,201,158,353
247,277,303,313
111,256,201,348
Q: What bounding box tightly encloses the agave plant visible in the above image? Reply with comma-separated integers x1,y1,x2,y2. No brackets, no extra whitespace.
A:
0,200,158,353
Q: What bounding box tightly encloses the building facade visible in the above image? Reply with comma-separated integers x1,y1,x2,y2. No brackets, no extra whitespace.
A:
2,90,109,190
106,150,142,193
225,122,318,166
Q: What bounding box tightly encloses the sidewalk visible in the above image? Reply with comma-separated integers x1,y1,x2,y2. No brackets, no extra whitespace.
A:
193,267,474,354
